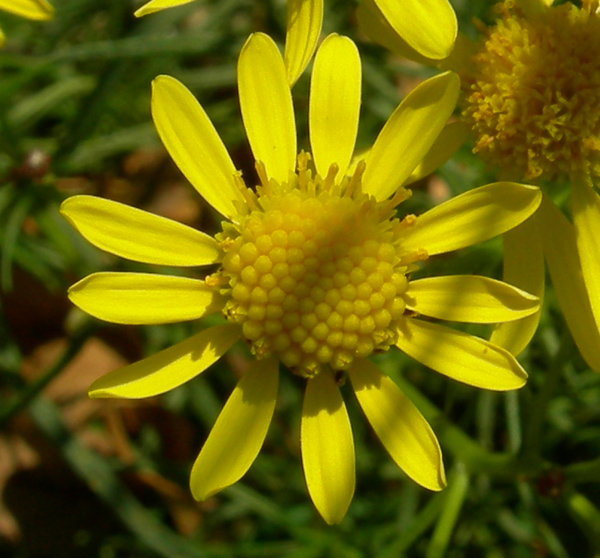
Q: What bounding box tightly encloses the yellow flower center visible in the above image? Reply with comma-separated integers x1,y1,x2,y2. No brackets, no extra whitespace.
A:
463,0,600,181
215,156,422,378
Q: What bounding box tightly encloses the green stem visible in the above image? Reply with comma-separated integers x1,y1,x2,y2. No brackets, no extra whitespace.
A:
565,456,600,484
426,463,470,558
375,492,447,558
566,491,600,551
1,193,35,291
0,322,96,429
521,329,573,464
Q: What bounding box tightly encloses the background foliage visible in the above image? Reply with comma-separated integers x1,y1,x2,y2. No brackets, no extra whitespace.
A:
1,1,600,556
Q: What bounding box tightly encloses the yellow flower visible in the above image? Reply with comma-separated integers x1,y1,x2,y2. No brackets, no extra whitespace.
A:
362,0,600,371
458,0,600,372
0,0,53,47
61,33,541,524
464,0,600,182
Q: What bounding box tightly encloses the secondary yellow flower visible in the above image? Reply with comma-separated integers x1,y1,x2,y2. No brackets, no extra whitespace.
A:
362,0,600,369
0,0,53,46
459,0,600,371
61,33,541,524
464,0,600,182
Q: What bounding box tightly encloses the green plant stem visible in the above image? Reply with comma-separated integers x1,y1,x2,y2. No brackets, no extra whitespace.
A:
375,492,447,558
521,330,573,465
505,390,522,453
0,321,96,429
566,491,600,551
426,463,470,558
1,192,35,290
565,456,600,484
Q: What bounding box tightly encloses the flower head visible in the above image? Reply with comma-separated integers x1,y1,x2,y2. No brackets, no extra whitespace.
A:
61,33,541,524
463,0,600,182
0,0,53,47
456,0,600,377
358,0,600,375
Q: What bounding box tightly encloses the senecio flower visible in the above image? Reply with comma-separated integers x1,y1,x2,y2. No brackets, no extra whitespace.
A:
61,33,541,524
0,0,53,46
363,0,600,370
464,0,600,182
459,0,600,372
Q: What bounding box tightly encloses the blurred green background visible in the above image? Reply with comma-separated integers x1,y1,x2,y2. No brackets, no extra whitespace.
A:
1,0,600,556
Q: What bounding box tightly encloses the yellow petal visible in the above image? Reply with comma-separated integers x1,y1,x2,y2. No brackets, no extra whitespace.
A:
238,33,297,184
190,357,279,500
310,34,361,179
61,195,220,267
396,318,528,390
301,371,355,525
571,180,600,332
356,0,435,65
284,0,323,86
402,182,542,256
348,358,445,491
490,214,544,356
404,120,469,186
151,75,245,219
372,0,457,60
538,195,600,372
405,275,539,324
0,0,53,20
69,272,225,325
362,72,460,201
134,0,195,17
89,324,240,398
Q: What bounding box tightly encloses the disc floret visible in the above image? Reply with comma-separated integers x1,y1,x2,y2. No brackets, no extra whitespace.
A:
215,155,422,377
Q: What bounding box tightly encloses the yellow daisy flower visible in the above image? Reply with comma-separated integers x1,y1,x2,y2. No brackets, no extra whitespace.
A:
459,0,600,372
0,0,53,47
361,0,600,371
61,33,541,524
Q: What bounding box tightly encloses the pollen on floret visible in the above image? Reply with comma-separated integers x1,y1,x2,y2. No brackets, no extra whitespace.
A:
216,156,421,378
462,0,600,182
